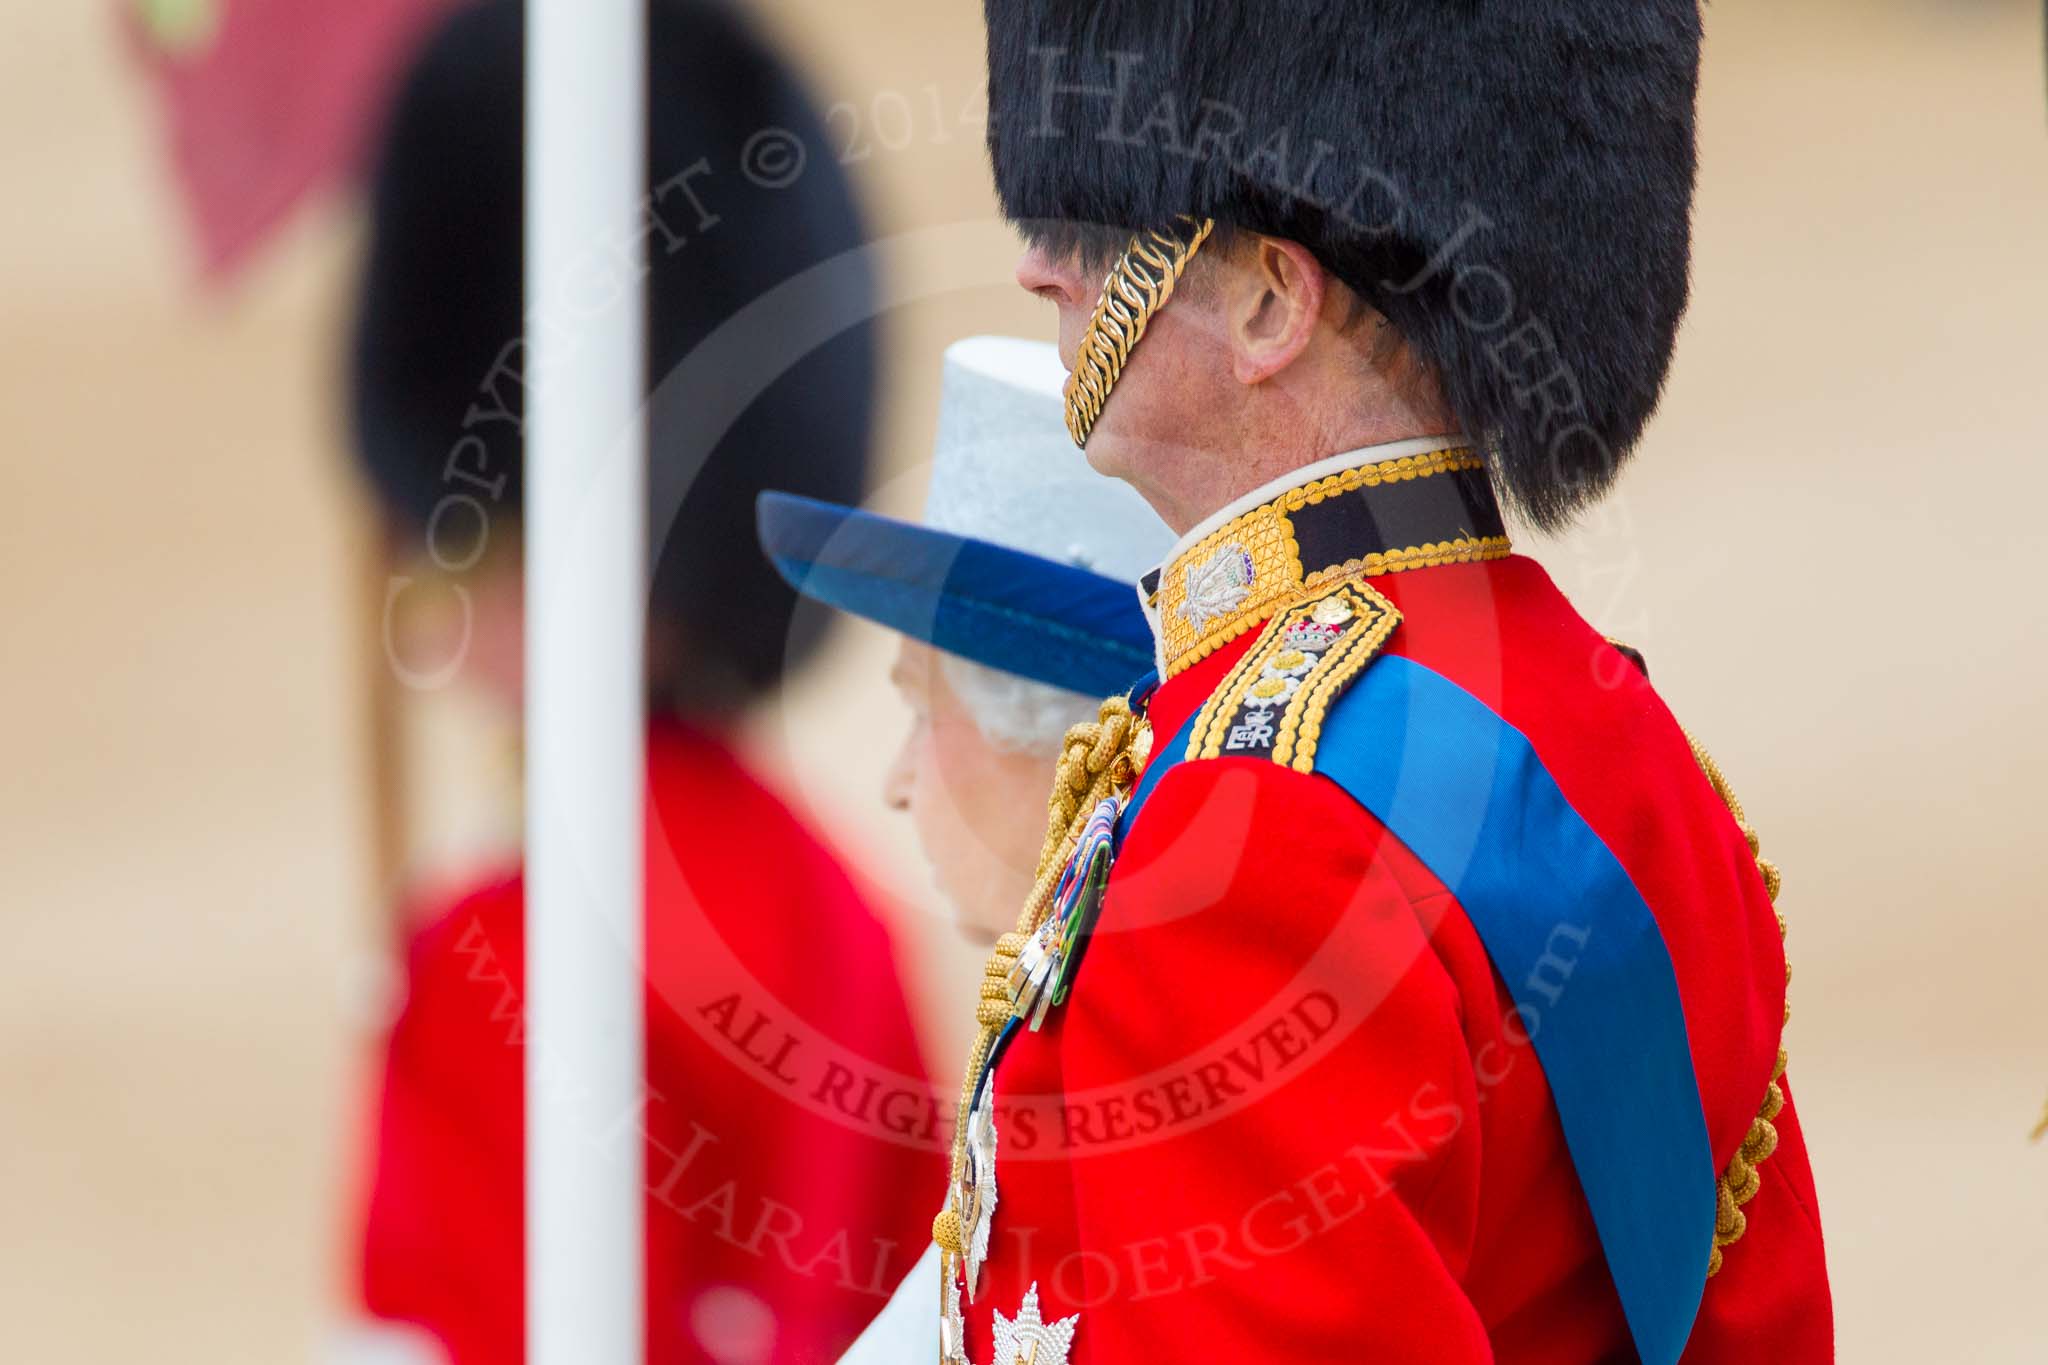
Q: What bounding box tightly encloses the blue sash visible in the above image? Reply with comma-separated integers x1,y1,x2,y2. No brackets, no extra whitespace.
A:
1119,656,1713,1365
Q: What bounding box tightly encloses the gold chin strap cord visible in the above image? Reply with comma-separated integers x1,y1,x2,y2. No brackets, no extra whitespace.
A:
1063,215,1215,448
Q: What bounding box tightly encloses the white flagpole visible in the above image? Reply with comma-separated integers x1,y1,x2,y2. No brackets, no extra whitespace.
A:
525,1,646,1363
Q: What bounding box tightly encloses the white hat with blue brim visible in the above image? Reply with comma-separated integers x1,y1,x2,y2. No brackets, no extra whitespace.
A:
757,336,1172,697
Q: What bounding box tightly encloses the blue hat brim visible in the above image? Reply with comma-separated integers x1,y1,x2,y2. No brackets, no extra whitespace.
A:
757,491,1156,698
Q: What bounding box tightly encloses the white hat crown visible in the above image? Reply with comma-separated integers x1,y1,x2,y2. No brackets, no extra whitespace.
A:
922,336,1171,583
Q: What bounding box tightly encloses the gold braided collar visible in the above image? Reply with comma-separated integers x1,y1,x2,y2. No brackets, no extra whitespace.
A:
1145,445,1511,678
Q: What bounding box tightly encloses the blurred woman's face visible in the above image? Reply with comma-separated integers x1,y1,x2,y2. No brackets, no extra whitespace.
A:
885,640,1053,946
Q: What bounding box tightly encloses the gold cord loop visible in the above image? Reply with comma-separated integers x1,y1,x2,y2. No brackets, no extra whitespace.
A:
936,695,1151,1254
1685,728,1794,1278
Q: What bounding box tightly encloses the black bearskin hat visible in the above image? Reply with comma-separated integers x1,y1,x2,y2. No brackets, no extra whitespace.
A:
354,0,875,709
984,1,1701,528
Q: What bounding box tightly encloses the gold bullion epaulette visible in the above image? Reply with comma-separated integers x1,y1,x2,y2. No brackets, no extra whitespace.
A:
1179,578,1401,774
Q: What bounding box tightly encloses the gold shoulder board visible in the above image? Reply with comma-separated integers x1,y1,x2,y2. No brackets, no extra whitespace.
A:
1182,579,1400,774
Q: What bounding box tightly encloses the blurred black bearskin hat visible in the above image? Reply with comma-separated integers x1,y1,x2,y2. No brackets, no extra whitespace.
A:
353,0,875,710
984,1,1701,529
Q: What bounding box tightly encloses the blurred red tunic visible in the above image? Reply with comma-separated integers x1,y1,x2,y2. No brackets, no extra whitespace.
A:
360,720,942,1363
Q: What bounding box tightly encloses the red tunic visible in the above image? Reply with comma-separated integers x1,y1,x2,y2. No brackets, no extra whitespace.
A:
359,721,943,1364
962,555,1830,1362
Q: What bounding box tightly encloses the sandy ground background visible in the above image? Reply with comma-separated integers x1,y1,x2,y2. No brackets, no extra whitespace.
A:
3,0,2045,1360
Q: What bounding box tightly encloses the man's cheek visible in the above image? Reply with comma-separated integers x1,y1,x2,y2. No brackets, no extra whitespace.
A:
1058,304,1089,374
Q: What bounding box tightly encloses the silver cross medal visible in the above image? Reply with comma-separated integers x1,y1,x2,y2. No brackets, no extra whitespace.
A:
940,1085,1001,1363
963,1088,999,1296
939,1262,966,1365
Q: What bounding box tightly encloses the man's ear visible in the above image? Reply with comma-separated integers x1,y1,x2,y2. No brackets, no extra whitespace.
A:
1227,236,1326,386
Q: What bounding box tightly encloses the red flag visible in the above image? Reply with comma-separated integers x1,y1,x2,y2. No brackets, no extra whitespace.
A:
124,0,460,280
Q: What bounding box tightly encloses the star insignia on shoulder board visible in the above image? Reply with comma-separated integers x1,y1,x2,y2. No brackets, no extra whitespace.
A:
990,1283,1078,1365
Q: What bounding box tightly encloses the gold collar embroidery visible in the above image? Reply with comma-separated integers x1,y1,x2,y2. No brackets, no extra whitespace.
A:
1146,446,1510,678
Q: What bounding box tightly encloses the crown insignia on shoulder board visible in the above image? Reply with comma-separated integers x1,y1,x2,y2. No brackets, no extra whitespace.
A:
1184,579,1399,773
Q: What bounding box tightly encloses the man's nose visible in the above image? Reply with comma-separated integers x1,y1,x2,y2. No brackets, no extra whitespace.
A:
1015,243,1077,305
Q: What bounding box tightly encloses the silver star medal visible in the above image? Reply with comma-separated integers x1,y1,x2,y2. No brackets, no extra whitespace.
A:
963,1086,999,1298
991,1283,1078,1365
1181,542,1254,633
